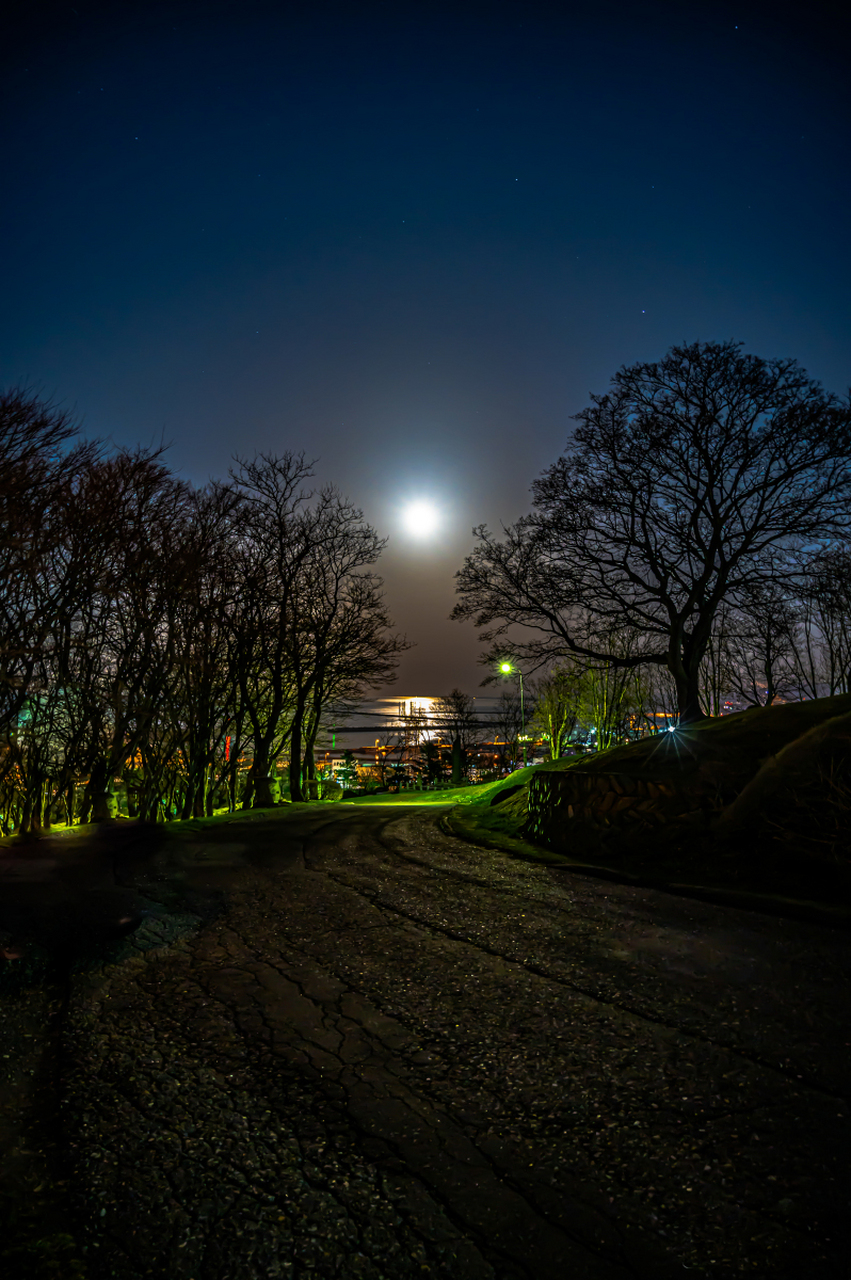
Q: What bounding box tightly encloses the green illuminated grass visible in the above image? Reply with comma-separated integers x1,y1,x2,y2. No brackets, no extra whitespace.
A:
343,769,549,807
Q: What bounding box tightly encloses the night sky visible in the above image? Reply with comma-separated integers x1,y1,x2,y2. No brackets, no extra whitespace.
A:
3,0,848,696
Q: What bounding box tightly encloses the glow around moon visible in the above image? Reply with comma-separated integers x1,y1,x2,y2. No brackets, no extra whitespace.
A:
400,499,441,539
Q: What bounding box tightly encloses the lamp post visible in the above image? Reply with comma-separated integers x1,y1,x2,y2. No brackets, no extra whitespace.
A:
499,660,527,767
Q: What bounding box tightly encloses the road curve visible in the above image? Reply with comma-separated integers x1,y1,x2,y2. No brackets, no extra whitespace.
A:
6,805,849,1278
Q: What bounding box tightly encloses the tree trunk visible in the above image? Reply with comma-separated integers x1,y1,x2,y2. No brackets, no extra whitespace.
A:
141,790,159,824
253,773,280,806
78,794,91,824
303,743,316,800
18,783,37,837
250,740,280,807
289,716,304,801
82,760,110,823
680,663,708,723
40,777,55,829
670,651,709,724
91,791,117,822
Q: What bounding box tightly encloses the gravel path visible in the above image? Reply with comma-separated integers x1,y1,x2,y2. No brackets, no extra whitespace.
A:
3,806,849,1278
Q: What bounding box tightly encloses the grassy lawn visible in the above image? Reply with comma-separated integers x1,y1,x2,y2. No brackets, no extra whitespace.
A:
345,780,508,806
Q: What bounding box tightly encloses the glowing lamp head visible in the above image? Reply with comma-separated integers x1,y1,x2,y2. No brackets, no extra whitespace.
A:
500,662,513,674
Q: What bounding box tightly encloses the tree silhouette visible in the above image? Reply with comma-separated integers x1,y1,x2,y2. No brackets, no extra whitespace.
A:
454,342,851,721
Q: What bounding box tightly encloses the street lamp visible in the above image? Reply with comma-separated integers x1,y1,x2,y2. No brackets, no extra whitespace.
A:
499,660,527,767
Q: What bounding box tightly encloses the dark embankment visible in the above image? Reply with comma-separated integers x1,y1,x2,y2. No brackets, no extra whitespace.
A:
449,694,851,922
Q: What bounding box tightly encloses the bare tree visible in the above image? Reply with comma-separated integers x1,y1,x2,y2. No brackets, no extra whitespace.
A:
433,689,478,784
491,691,525,769
226,454,405,803
529,668,582,759
726,582,799,706
225,452,316,805
795,546,851,696
696,605,736,717
288,506,406,799
72,454,192,820
298,584,409,797
161,482,244,818
1,432,190,831
1,431,408,831
453,342,851,722
0,388,99,748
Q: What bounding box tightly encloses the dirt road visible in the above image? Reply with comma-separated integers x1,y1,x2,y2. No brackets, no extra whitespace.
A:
2,806,849,1278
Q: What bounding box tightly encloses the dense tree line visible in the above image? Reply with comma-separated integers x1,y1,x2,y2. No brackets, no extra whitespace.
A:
515,584,851,759
455,341,851,723
0,390,406,834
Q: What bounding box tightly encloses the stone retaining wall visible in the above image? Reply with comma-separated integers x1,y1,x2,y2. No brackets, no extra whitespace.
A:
525,768,717,852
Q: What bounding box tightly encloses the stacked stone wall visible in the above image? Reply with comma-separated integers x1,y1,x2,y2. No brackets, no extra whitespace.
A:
525,768,717,852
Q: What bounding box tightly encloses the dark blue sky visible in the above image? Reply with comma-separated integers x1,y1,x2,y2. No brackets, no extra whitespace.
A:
3,0,849,694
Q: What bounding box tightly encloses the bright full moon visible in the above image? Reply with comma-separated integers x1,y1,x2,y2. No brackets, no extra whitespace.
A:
401,499,441,538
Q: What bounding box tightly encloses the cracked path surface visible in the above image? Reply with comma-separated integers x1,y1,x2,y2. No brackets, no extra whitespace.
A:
16,806,851,1277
